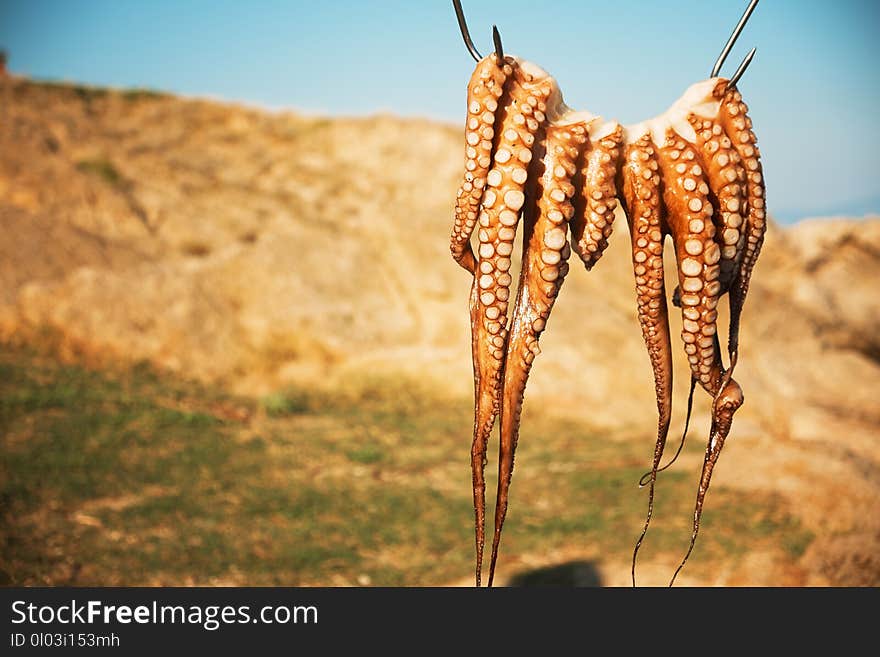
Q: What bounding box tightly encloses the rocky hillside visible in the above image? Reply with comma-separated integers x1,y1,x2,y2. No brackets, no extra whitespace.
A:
1,76,878,584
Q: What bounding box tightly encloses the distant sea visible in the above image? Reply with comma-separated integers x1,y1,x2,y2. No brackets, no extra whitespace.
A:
774,194,880,224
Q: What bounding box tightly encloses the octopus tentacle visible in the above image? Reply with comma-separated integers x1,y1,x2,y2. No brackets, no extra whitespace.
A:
571,125,624,270
664,86,760,580
637,375,697,488
717,84,767,361
686,113,748,292
468,60,558,587
670,378,743,585
656,132,723,395
669,323,743,585
451,56,512,274
655,127,749,582
487,122,587,586
620,134,674,584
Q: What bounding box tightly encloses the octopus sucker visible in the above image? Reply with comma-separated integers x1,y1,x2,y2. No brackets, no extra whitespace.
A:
487,123,586,587
453,49,765,586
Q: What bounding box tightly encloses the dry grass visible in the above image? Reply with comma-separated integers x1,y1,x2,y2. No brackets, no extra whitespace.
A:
0,345,811,586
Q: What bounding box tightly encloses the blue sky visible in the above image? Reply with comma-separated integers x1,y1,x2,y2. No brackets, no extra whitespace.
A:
1,0,878,222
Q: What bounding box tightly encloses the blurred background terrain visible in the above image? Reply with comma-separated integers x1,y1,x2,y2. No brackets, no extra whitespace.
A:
1,0,878,586
1,75,877,586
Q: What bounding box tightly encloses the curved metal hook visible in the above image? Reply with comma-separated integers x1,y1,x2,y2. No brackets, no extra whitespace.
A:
452,0,504,63
453,0,482,62
711,0,760,77
726,47,756,90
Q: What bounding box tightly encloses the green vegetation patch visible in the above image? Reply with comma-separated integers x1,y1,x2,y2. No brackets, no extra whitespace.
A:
76,158,124,187
121,88,167,101
0,346,812,586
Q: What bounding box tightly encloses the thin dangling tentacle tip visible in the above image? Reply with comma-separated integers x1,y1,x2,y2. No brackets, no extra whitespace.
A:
636,376,697,489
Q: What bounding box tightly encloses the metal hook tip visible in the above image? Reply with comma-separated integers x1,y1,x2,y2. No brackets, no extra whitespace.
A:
711,0,760,77
492,25,504,62
726,46,756,90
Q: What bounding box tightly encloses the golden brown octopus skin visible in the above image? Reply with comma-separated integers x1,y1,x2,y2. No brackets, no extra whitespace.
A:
488,122,588,586
467,57,558,587
452,59,765,586
571,125,624,270
656,130,727,395
686,113,748,292
717,84,767,361
451,55,511,275
619,135,675,560
655,125,746,584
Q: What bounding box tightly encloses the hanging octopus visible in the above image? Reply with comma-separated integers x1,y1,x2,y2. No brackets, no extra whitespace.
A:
450,0,767,586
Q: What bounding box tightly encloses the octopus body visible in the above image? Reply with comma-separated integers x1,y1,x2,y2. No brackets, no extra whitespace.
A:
451,54,766,586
